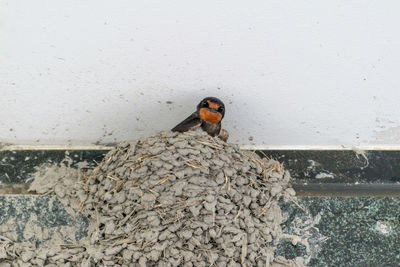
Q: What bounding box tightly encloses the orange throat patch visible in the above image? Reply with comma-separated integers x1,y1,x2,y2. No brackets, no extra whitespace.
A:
199,108,222,124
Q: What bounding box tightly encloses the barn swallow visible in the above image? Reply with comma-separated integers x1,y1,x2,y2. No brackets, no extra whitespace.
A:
172,97,228,141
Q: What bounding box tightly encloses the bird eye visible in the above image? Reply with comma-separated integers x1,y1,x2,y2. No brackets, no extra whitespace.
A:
219,107,224,112
202,100,208,106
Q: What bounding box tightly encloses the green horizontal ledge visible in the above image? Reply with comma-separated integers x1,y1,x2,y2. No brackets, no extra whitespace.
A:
1,149,400,185
293,183,400,197
258,150,400,183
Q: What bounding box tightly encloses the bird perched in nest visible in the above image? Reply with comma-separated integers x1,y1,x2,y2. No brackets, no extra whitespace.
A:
172,97,229,141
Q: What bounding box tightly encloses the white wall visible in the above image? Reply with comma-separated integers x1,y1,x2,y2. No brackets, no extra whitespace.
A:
1,0,400,149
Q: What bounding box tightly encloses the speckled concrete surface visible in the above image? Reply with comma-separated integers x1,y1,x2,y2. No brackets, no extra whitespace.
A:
1,196,399,266
0,195,88,245
277,197,400,266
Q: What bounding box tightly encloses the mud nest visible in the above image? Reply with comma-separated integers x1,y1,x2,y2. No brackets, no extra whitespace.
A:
3,130,299,267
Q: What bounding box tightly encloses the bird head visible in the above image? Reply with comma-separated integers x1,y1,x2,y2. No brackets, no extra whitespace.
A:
197,97,225,124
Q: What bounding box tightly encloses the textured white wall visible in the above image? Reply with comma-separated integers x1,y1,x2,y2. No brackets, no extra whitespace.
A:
1,0,400,148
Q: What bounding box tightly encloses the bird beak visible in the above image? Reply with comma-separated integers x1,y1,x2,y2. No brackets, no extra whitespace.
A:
208,108,219,113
